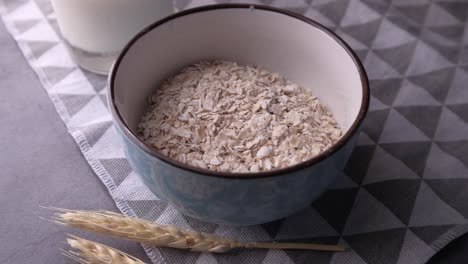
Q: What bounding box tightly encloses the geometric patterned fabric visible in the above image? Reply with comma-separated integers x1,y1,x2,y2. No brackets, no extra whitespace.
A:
1,0,468,263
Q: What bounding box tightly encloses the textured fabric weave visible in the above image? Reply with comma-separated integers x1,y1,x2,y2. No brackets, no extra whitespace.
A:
1,0,468,263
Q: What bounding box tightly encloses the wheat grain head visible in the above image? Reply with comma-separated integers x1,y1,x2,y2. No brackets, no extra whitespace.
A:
64,235,146,264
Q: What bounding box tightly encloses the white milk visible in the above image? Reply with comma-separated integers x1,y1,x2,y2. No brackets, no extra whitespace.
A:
51,0,174,74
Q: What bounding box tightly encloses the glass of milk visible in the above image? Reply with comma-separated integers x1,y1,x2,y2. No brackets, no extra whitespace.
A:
51,0,174,75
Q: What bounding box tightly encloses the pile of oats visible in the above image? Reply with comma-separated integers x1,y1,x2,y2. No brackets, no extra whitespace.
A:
138,61,342,173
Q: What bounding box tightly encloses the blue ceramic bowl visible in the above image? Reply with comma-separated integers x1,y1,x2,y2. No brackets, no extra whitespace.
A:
108,4,369,225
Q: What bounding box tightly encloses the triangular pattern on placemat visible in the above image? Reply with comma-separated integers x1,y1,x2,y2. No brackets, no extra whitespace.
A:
57,94,95,117
217,225,272,244
387,9,422,37
426,179,468,218
445,67,468,104
181,214,219,234
343,188,405,235
3,1,468,264
447,103,468,123
379,109,430,143
99,158,133,186
70,96,110,126
34,43,75,68
260,219,284,239
353,48,369,61
365,50,402,79
114,171,159,201
434,107,468,141
279,236,340,264
304,6,336,29
374,41,417,74
360,0,391,15
1,0,29,14
363,145,420,184
393,3,430,25
430,24,465,43
425,20,459,46
421,35,460,63
339,0,380,27
275,207,338,239
99,89,108,108
344,228,407,264
261,250,295,264
12,19,38,34
461,47,468,66
312,187,360,234
436,140,468,168
410,225,457,245
380,141,432,176
344,145,376,184
370,78,402,106
392,1,427,10
342,18,382,48
425,2,460,27
25,40,58,60
356,132,375,146
364,179,421,225
408,67,456,103
46,15,59,33
337,27,369,51
407,42,453,75
395,105,443,138
195,253,218,264
270,0,309,15
213,248,270,264
393,79,440,106
424,143,468,180
396,229,435,264
409,181,466,226
158,248,201,264
83,70,107,93
49,69,96,95
436,1,468,22
91,128,126,160
32,0,53,16
79,120,113,147
368,95,389,111
16,20,58,42
373,18,416,49
330,172,359,189
3,0,43,21
155,206,191,229
361,108,390,142
329,239,367,264
126,199,167,221
314,0,350,26
41,66,76,87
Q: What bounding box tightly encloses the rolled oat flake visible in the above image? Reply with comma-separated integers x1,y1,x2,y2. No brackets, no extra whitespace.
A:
138,61,342,173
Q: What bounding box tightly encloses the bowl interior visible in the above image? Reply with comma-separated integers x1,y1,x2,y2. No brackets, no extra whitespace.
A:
112,6,365,149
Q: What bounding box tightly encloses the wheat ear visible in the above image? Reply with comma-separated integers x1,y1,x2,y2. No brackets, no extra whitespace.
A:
51,208,345,253
63,235,146,264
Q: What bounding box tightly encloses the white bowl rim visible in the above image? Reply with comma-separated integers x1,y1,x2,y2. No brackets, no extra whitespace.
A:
108,3,370,179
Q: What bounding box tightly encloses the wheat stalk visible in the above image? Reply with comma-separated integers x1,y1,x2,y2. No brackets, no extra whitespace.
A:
63,235,146,264
51,208,345,253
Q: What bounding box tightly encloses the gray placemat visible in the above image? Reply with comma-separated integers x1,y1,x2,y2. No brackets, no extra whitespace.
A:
2,0,468,263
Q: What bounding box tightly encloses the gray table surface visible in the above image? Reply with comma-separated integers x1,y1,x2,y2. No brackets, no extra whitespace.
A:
0,20,466,264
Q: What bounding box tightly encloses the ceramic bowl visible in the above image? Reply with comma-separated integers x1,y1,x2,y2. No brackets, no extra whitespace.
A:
108,4,369,225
